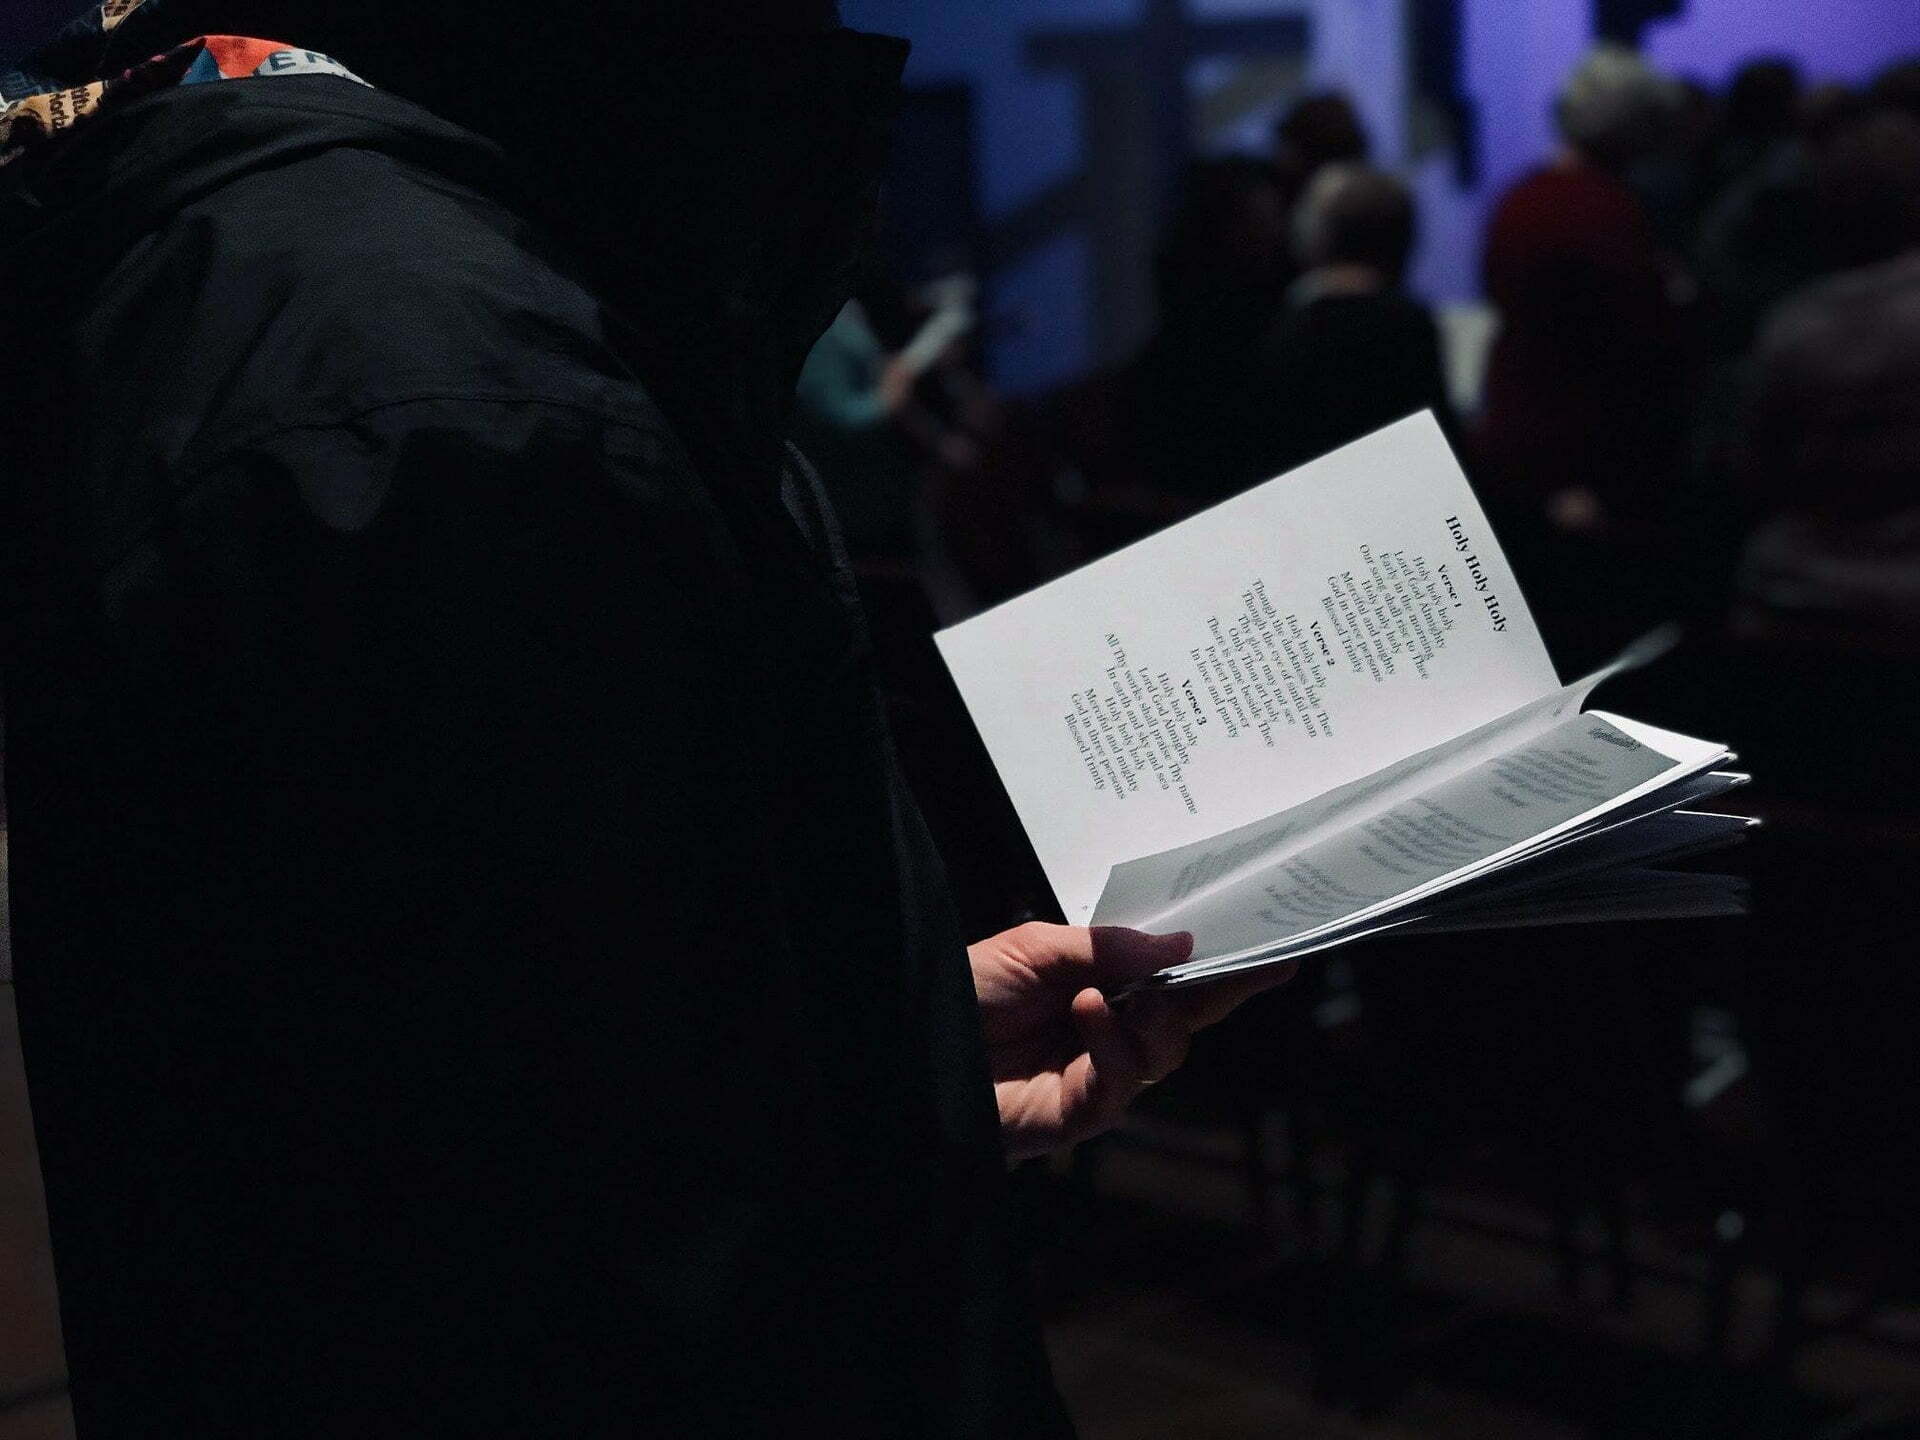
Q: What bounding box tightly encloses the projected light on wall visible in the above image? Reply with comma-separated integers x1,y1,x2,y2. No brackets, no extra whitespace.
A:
841,0,1920,393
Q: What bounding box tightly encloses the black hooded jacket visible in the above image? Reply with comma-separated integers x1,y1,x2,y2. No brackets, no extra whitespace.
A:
0,34,1071,1439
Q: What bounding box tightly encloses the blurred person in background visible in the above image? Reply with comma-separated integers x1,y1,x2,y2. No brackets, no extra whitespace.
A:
792,291,979,565
1258,163,1458,476
1273,90,1371,204
1696,57,1830,362
1683,77,1876,591
1124,155,1295,512
1703,56,1803,199
1869,56,1920,121
1476,45,1691,668
1478,47,1688,539
1679,101,1920,1294
1632,73,1719,258
1802,80,1870,145
1007,96,1376,571
1735,108,1920,653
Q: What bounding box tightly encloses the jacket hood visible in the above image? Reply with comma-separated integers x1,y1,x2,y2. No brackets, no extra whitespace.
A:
491,27,911,486
1,25,909,490
0,82,501,294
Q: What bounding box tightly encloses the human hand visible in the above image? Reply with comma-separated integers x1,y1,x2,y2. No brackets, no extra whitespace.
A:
878,355,920,415
969,922,1301,1161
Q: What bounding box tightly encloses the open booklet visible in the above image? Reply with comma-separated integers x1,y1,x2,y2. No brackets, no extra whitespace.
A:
935,412,1752,991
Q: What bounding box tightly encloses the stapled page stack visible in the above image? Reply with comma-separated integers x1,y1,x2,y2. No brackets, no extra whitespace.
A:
935,413,1751,992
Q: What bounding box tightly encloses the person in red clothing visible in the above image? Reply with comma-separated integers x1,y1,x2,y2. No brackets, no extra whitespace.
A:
1477,46,1688,538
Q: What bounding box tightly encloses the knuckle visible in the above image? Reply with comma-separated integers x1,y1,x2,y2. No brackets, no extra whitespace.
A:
1014,920,1055,947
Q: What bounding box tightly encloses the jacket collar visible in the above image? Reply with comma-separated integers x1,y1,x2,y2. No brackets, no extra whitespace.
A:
1,26,909,497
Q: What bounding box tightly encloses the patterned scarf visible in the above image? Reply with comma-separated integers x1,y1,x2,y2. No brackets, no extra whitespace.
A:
0,0,364,168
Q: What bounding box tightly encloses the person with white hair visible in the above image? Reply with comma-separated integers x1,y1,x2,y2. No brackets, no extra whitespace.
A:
1554,43,1685,173
1254,163,1457,475
1475,44,1691,661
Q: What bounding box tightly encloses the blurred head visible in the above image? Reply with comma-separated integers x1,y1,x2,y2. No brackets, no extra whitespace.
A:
1554,44,1681,171
1156,156,1292,308
1802,82,1868,148
1814,111,1920,271
1868,57,1920,124
1292,164,1416,287
1724,56,1802,138
1274,92,1371,194
1674,75,1718,145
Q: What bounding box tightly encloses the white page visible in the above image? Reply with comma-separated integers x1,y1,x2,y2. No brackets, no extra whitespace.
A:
935,413,1559,921
1398,872,1749,935
1461,769,1749,875
1119,776,1748,995
1160,713,1726,978
1412,808,1756,913
1123,866,1747,993
1151,767,1738,984
1161,718,1729,980
1221,768,1751,936
1092,627,1683,928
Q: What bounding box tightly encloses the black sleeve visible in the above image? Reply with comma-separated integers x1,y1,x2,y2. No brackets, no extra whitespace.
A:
13,396,869,1429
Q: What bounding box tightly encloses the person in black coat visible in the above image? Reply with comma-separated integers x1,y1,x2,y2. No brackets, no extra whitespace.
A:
0,3,1292,1433
1260,162,1460,476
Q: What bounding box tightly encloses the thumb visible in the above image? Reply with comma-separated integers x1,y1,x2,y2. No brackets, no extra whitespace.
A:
1060,986,1148,1140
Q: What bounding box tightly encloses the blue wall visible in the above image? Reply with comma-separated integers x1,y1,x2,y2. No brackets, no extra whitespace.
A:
843,1,1134,394
1643,0,1920,87
844,0,1920,396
